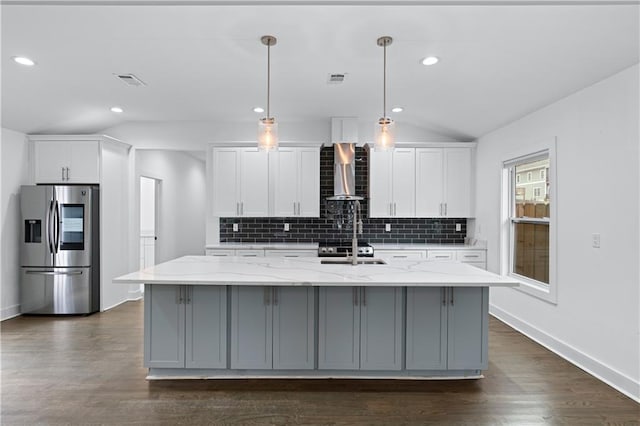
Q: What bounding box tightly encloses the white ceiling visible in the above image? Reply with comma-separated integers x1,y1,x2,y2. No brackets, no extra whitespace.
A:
2,2,638,148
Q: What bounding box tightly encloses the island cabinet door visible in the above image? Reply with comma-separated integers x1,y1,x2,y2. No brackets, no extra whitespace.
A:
230,286,273,369
144,285,186,368
272,287,315,370
447,287,488,370
405,287,447,370
185,286,227,369
359,287,403,370
318,287,360,370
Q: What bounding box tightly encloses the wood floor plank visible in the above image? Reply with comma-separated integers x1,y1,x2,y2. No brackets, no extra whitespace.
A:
1,300,638,425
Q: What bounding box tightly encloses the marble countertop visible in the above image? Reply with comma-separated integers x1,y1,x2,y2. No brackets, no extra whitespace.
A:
114,255,518,288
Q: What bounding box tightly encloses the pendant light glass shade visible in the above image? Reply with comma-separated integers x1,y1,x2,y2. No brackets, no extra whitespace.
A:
374,36,395,151
258,35,278,151
374,117,395,151
258,117,278,151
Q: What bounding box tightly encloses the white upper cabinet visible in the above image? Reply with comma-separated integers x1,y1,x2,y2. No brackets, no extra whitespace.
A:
271,147,319,217
212,147,269,217
33,140,100,184
416,147,473,218
369,148,415,217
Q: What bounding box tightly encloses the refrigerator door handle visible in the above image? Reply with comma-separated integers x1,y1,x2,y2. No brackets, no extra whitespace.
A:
25,270,83,276
53,200,60,253
47,200,55,254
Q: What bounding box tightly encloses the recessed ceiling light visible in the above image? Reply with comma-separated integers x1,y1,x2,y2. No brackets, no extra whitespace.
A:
421,56,439,66
391,107,404,113
12,56,36,66
110,106,124,113
253,107,264,113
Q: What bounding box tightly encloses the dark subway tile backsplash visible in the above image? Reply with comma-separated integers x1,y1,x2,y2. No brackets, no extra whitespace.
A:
220,146,467,245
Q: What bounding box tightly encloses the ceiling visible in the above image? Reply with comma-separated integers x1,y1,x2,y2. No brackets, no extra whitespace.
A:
2,2,638,148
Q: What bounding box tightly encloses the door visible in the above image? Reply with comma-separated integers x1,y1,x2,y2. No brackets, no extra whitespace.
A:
185,286,227,368
271,148,298,216
360,287,403,370
230,286,273,369
406,287,447,370
139,176,158,269
53,186,94,267
297,148,320,217
444,148,472,217
272,287,315,370
391,148,416,217
239,148,269,216
212,148,240,216
21,185,55,267
318,287,360,370
416,148,444,217
21,267,92,314
447,287,488,370
144,285,185,368
369,150,393,217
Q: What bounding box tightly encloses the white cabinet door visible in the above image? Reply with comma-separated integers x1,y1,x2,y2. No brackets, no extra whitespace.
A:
272,287,315,370
67,141,100,183
318,287,360,370
239,148,270,217
416,148,444,217
391,148,416,217
359,287,403,370
185,286,227,369
212,148,240,216
230,286,273,369
34,140,99,184
272,148,298,217
369,150,393,217
444,148,472,217
297,148,320,217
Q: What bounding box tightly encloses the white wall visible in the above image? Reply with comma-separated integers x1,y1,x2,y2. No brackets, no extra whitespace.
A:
135,150,206,264
0,128,30,320
474,64,640,401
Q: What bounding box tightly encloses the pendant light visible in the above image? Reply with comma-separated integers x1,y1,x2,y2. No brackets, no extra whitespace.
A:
258,35,278,151
374,36,395,151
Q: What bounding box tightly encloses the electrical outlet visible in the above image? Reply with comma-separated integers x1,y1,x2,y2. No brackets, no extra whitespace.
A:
284,223,290,231
456,223,462,232
385,223,391,232
592,233,600,248
232,223,239,232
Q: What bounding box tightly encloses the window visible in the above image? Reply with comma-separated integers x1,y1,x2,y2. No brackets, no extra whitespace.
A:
502,147,556,303
540,169,545,181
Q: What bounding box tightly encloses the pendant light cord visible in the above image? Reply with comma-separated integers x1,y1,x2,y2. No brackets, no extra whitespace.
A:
267,42,271,119
383,42,387,119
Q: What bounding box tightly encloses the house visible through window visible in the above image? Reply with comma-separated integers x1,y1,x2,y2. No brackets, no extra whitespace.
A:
509,156,550,285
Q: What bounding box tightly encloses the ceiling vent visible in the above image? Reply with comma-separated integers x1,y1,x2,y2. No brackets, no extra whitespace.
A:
327,73,346,84
115,73,146,87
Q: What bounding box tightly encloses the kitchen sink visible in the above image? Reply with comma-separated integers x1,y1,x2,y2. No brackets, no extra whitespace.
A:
320,258,387,265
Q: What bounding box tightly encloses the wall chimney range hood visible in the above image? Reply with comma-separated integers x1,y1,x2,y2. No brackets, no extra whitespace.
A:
327,143,363,201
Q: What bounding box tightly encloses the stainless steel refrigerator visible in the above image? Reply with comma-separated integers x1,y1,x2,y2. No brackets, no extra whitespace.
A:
20,185,100,314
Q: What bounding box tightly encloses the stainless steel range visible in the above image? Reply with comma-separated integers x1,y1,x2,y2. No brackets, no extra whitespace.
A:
317,241,374,258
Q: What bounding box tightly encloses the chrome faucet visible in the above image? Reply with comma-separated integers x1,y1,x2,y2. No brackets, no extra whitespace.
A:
351,200,363,265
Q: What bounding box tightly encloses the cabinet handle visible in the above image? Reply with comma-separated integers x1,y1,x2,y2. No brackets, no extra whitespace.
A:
273,288,278,305
389,203,393,216
293,202,296,216
362,288,366,306
264,287,270,305
353,287,358,306
176,287,183,304
444,203,447,216
439,203,443,216
450,288,454,306
394,203,397,216
393,255,408,258
435,255,449,259
61,167,65,181
186,286,191,304
66,167,70,181
297,202,301,216
236,202,239,216
442,288,446,306
464,255,479,258
241,202,244,216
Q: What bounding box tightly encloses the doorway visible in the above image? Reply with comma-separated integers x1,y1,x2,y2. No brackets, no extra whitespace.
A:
139,176,159,271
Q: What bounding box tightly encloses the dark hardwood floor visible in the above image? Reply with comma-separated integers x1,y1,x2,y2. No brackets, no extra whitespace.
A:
1,300,638,425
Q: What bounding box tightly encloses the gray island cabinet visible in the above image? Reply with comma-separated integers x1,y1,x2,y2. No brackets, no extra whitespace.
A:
115,255,517,380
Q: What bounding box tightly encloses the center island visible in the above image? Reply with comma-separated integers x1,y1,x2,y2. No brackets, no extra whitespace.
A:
114,255,518,380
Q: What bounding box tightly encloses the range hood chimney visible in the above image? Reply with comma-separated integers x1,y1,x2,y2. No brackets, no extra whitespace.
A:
327,143,363,201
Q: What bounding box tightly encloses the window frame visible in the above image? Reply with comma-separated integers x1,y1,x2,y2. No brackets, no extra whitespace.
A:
500,141,557,304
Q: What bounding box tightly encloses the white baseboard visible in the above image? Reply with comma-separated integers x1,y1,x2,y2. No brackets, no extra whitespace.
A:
490,304,640,403
128,288,143,301
1,304,21,321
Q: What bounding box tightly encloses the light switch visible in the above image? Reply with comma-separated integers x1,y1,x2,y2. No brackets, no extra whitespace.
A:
385,223,391,232
284,223,290,231
592,233,600,248
233,223,239,232
456,223,462,232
